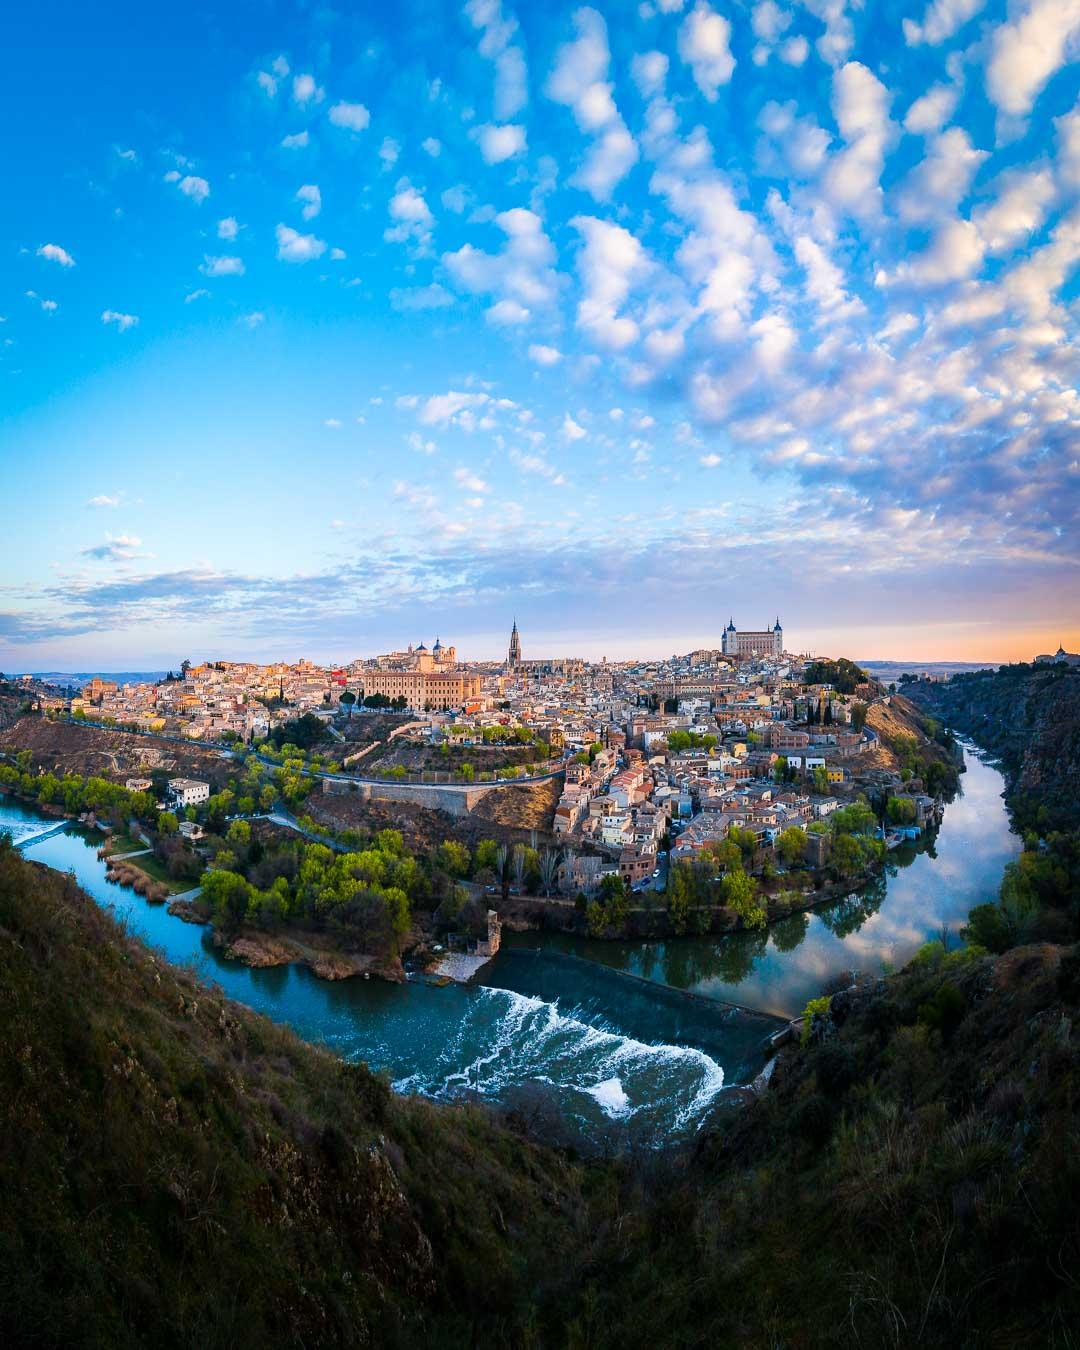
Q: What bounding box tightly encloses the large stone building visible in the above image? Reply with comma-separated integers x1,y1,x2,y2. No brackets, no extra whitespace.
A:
357,667,481,711
356,636,480,710
721,618,783,660
507,619,522,668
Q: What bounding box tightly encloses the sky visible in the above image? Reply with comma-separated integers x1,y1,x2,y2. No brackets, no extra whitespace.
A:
1,0,1078,670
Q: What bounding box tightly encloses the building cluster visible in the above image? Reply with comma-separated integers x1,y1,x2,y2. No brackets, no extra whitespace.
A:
35,616,910,893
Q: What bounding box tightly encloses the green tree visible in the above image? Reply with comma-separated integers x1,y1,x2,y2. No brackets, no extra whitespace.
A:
776,826,807,866
435,839,471,878
721,869,765,929
157,810,179,836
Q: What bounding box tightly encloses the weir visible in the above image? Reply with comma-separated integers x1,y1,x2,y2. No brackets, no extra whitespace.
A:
13,820,69,851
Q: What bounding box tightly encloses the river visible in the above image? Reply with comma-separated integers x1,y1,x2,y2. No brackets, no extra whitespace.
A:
0,743,1018,1142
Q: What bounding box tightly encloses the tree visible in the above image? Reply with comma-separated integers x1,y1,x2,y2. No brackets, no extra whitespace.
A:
721,869,765,929
776,826,807,866
812,766,830,794
436,839,470,879
340,691,356,719
851,702,869,732
158,810,179,836
538,848,561,896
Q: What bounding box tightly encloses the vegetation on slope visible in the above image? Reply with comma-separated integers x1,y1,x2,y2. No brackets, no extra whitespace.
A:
0,840,600,1350
3,831,1080,1347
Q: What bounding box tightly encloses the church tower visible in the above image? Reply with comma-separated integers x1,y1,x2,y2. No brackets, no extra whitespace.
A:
508,619,522,668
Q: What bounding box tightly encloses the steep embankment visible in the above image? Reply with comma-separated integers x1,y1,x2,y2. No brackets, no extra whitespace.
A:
0,845,592,1349
908,664,1080,829
3,836,1080,1347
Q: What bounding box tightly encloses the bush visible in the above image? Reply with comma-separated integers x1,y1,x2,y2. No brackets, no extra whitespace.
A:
814,1042,855,1097
917,982,966,1041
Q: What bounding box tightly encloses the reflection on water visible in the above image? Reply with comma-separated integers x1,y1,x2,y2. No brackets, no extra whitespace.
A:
511,744,1020,1018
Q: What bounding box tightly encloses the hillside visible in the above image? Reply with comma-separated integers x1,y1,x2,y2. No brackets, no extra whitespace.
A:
3,835,1080,1347
908,663,1080,830
0,717,235,791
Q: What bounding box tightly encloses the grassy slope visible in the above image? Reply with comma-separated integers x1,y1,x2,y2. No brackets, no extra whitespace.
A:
0,844,596,1350
3,836,1080,1348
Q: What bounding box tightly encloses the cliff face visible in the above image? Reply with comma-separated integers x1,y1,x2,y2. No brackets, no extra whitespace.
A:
908,664,1080,829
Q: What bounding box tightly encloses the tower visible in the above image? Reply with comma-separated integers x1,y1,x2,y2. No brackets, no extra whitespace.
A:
722,618,737,657
508,618,521,668
772,617,783,657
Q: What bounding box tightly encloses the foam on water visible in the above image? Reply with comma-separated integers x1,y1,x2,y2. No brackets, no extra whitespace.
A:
396,986,727,1136
586,1077,631,1116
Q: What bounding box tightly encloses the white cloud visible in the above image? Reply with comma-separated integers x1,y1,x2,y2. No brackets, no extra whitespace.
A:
37,243,75,267
101,309,139,331
201,255,245,277
384,182,435,248
422,137,442,157
822,62,894,217
528,343,563,365
562,414,587,440
454,466,489,492
571,215,651,351
794,235,863,320
329,247,346,261
903,0,985,45
758,100,831,177
752,0,790,43
281,131,309,149
390,283,455,311
379,137,400,167
487,299,531,324
510,449,566,483
177,175,210,203
257,70,277,97
185,288,210,303
241,312,265,329
217,216,239,240
443,207,559,316
296,184,322,219
897,128,988,223
82,532,149,562
1056,100,1080,187
465,0,529,121
779,35,809,65
904,83,959,135
973,168,1056,254
699,452,722,467
678,2,735,100
985,0,1080,119
632,50,668,97
275,224,326,262
474,123,527,163
328,101,370,131
292,73,324,105
905,218,986,285
325,418,342,428
546,7,638,200
87,494,119,507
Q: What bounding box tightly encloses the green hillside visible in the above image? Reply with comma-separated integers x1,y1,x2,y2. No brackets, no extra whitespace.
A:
3,832,1080,1347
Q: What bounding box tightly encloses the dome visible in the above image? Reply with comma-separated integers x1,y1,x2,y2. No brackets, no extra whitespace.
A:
773,617,782,631
432,637,442,652
416,641,427,652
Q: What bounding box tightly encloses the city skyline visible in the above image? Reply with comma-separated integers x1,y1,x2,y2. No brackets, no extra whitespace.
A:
2,0,1079,668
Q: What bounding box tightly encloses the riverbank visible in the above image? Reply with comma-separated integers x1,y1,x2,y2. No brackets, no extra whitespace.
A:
167,894,408,983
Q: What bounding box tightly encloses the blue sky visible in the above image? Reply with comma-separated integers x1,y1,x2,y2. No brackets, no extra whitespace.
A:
1,0,1078,668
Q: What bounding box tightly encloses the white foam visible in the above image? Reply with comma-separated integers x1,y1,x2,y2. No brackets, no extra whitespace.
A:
586,1077,631,1116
